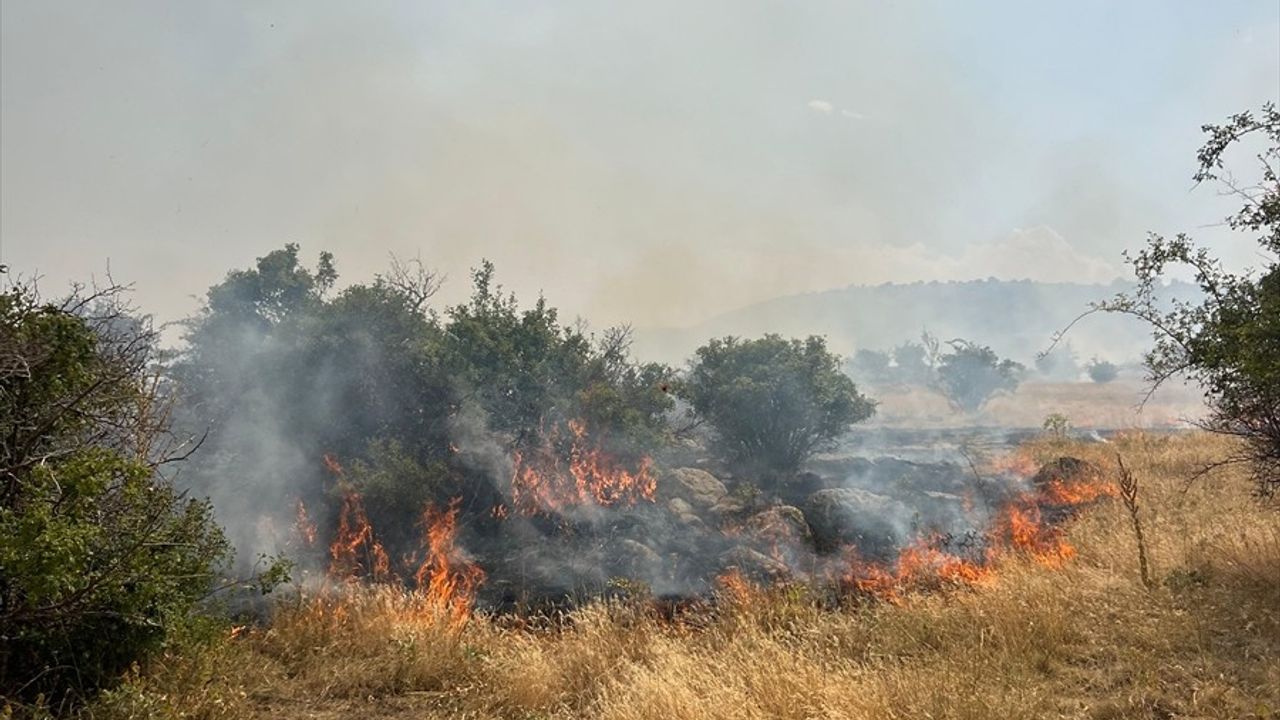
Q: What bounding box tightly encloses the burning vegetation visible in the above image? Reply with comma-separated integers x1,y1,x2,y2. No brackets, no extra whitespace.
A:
284,419,1121,620
510,419,658,515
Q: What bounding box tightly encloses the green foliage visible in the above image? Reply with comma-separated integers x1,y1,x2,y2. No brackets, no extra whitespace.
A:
680,334,875,474
891,340,934,386
1042,413,1072,440
1082,103,1280,492
1086,358,1119,384
932,339,1024,413
1035,342,1080,381
849,348,891,385
848,341,934,387
173,253,674,570
0,286,229,703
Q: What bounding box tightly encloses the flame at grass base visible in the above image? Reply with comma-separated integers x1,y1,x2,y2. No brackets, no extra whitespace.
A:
841,462,1117,602
415,499,486,625
510,419,657,515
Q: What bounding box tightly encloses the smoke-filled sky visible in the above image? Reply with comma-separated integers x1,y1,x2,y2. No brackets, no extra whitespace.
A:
2,1,1277,329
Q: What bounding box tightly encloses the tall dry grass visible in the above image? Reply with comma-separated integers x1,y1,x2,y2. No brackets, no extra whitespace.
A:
55,432,1280,720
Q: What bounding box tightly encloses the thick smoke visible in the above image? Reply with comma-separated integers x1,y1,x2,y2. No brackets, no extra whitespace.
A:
4,2,1275,333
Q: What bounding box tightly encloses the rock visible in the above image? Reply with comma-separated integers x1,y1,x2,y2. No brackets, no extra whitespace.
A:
709,493,749,519
775,471,834,507
677,513,705,529
804,487,910,557
1031,457,1103,489
720,546,791,581
660,467,728,510
666,497,695,516
744,505,811,545
611,538,664,580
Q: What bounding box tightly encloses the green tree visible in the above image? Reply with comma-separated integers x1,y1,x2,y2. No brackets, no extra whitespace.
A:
441,261,672,459
0,282,230,702
1065,103,1280,493
680,334,875,475
932,340,1024,413
849,348,891,385
172,252,675,577
1086,358,1119,384
892,340,934,386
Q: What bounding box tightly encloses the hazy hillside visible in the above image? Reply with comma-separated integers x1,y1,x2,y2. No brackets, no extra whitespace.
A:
634,278,1200,366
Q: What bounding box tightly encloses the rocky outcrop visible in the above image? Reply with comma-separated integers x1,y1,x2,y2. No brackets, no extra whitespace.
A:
804,487,910,557
611,538,664,580
719,546,790,582
660,467,728,510
744,505,811,546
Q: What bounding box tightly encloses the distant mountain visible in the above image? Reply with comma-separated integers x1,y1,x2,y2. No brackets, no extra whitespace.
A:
633,278,1200,367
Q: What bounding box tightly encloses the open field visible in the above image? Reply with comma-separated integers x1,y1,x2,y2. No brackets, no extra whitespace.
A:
36,432,1280,720
868,380,1206,431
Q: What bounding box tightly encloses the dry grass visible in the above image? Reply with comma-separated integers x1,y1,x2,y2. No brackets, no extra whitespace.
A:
64,433,1280,720
870,379,1205,429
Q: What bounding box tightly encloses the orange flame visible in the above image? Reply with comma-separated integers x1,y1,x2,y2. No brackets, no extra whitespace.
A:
844,459,1117,599
842,538,992,603
414,498,485,624
510,419,656,514
328,490,393,582
1038,477,1117,505
294,498,317,547
715,568,756,605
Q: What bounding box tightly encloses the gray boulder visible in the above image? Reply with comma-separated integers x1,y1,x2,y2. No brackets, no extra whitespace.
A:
804,487,911,557
611,538,664,581
660,467,728,509
744,505,811,546
720,546,791,582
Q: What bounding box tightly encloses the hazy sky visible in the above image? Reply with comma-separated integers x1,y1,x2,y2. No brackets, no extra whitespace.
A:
2,1,1277,329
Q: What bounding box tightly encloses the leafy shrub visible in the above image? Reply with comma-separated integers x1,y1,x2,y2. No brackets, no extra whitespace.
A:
1042,413,1072,440
932,339,1024,413
1076,103,1280,493
0,283,230,703
1086,358,1119,384
171,252,674,568
680,334,875,474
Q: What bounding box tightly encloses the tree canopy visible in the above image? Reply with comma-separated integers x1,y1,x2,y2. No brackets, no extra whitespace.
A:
681,334,874,475
1078,103,1280,492
0,282,229,702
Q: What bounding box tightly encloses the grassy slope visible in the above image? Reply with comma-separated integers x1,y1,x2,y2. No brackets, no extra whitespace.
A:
84,433,1279,720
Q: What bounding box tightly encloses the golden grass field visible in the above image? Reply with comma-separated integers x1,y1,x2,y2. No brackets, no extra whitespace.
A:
871,380,1206,430
48,433,1280,720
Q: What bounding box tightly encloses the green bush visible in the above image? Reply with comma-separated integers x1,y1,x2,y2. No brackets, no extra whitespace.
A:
932,339,1024,413
0,284,230,703
1081,103,1280,493
172,252,674,571
680,334,874,475
1086,358,1119,384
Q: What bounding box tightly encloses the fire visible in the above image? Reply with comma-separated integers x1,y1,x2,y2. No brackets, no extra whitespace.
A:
844,458,1117,599
414,498,486,624
294,498,318,547
715,568,756,605
994,501,1078,568
510,419,657,514
328,489,393,582
314,453,484,623
1038,477,1117,505
842,538,991,602
323,452,344,476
